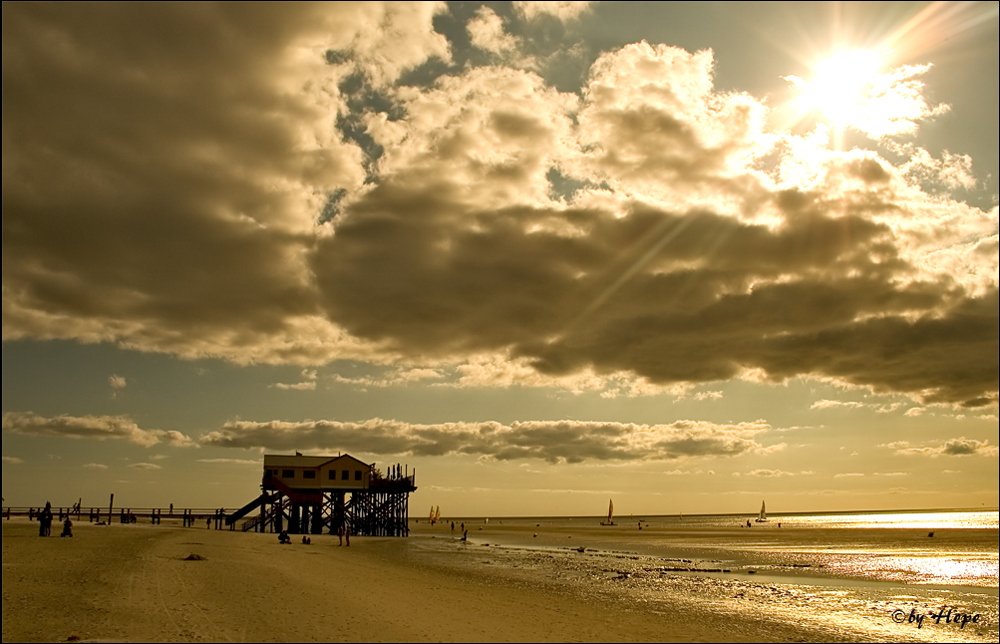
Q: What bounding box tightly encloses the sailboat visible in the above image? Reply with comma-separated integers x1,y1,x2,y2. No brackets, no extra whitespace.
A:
434,506,441,524
600,499,615,526
755,500,768,523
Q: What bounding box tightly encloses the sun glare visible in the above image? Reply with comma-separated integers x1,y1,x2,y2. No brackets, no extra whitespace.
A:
786,50,882,128
805,51,881,124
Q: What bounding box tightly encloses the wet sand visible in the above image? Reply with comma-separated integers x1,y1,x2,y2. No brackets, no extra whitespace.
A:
2,518,837,643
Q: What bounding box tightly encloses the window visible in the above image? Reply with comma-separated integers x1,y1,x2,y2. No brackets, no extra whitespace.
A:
341,469,349,480
328,470,336,480
354,470,362,481
282,470,294,479
303,470,316,479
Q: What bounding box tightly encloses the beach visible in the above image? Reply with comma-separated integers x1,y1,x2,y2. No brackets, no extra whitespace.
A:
3,512,997,643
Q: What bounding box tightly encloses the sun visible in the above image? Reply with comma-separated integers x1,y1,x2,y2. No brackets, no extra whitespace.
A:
786,50,882,128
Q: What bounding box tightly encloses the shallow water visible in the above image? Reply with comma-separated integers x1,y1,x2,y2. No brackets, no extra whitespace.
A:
412,510,999,643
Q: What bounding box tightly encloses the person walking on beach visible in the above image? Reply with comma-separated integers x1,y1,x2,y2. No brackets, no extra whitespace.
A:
338,524,344,546
38,502,53,537
344,524,351,546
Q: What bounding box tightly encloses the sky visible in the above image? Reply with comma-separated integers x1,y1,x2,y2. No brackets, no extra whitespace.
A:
3,1,998,518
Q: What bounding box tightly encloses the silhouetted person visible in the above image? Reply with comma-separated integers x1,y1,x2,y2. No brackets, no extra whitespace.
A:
279,530,291,544
61,517,73,537
344,524,350,546
38,502,53,537
338,524,344,546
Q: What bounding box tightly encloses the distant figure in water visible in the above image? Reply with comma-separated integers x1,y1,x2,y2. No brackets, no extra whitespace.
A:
461,530,468,542
38,502,53,537
61,517,73,537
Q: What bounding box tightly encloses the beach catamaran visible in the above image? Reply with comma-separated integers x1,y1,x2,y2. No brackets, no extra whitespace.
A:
600,499,615,526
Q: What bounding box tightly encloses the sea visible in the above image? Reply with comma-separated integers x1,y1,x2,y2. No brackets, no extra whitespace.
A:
407,509,999,643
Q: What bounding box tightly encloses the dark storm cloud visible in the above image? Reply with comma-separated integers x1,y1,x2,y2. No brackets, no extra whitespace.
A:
200,418,771,463
2,3,447,363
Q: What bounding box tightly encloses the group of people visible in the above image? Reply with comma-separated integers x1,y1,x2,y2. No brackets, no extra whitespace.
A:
277,523,351,546
36,502,73,537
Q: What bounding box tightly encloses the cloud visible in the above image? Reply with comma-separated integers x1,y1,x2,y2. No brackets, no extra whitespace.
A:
468,7,520,56
513,2,595,22
748,470,812,479
2,412,193,448
3,456,24,465
883,437,999,458
811,399,910,414
332,367,446,389
109,375,127,390
82,463,108,470
1,3,447,365
273,381,317,391
201,418,774,464
273,369,319,390
196,458,260,466
316,45,996,406
2,6,995,411
127,463,162,471
811,400,865,411
834,472,865,478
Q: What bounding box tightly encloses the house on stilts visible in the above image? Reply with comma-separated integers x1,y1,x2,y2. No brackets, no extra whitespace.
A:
226,453,416,536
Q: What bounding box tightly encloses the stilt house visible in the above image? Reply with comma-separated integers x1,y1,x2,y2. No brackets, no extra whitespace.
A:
227,453,416,537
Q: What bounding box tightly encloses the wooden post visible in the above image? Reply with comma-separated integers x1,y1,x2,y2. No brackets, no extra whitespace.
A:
108,494,114,527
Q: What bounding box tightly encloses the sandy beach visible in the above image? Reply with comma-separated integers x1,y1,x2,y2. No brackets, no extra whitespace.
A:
4,512,997,643
3,518,852,644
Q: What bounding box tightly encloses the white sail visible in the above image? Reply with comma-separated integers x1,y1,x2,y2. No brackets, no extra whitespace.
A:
756,501,767,522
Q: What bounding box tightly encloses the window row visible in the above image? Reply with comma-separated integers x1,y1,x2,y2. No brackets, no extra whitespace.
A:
267,468,364,481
